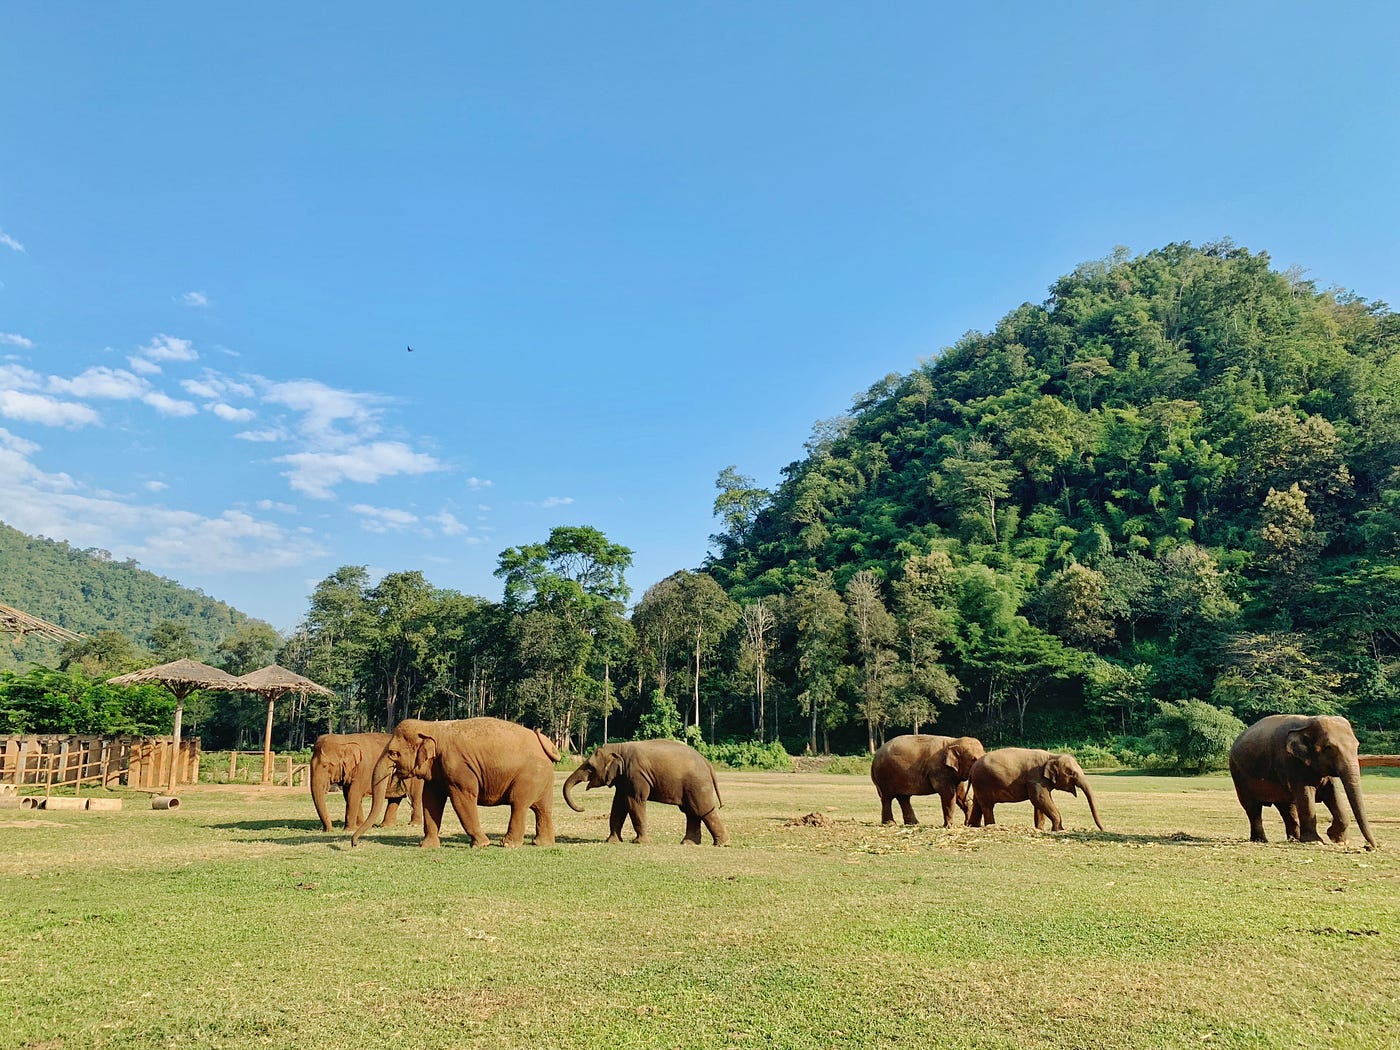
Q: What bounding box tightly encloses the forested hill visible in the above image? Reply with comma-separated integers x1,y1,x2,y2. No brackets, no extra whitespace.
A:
0,521,256,665
707,242,1400,744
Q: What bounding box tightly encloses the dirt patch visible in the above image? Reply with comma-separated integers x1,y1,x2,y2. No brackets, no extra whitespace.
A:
783,812,835,828
0,820,73,829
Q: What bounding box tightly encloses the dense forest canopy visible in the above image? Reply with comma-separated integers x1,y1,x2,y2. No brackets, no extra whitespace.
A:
6,243,1398,762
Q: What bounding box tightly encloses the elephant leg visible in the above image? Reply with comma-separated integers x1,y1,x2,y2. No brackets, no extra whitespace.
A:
682,811,702,845
1028,785,1063,830
979,802,995,827
531,798,555,847
954,781,971,821
1316,780,1349,844
1276,802,1299,842
968,798,984,827
897,796,918,825
1293,786,1322,843
879,792,895,826
381,799,401,828
627,797,650,844
341,785,356,830
420,786,447,848
1033,806,1048,831
607,791,628,844
500,796,532,848
938,788,955,828
1233,780,1268,842
701,808,729,846
448,783,490,848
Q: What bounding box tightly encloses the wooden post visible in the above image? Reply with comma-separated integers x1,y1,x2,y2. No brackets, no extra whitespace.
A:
169,700,184,793
190,739,200,784
229,751,238,779
285,754,293,786
261,697,276,784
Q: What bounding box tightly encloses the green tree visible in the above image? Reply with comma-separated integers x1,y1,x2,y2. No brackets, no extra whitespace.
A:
790,572,847,754
845,570,901,752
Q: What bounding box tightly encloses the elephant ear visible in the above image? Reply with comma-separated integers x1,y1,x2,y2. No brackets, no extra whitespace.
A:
601,751,623,785
1041,760,1058,785
1285,729,1314,765
943,747,962,771
413,734,438,778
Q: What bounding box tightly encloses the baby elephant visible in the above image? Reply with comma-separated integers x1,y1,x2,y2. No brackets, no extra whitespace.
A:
870,734,985,827
968,748,1105,832
563,740,728,845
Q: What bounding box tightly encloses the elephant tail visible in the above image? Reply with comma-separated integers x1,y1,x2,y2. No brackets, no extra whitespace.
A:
534,728,561,763
710,764,724,809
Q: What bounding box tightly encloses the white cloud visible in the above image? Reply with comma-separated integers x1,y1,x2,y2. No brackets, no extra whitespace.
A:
0,230,24,253
144,480,168,492
182,372,254,400
256,499,296,513
466,476,494,490
0,432,323,572
140,335,198,363
539,496,575,508
127,356,163,376
235,427,287,443
179,291,210,307
350,503,420,533
48,366,197,417
0,333,33,349
0,389,101,428
209,402,255,422
262,379,382,446
276,440,445,498
430,511,468,536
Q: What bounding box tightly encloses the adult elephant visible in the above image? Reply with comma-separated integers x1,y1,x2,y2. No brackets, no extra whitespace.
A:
870,734,985,827
1228,714,1377,849
350,718,560,849
968,748,1105,832
309,732,421,832
562,740,728,845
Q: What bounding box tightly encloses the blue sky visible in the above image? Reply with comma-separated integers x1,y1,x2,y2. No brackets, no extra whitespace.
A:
2,5,1397,631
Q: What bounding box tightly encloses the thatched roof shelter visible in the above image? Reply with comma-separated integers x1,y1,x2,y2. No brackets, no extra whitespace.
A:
234,665,335,784
107,659,249,791
0,600,82,643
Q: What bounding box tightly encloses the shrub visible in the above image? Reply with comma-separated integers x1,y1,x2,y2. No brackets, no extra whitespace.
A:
636,690,682,740
695,737,794,771
820,754,874,776
1147,699,1246,773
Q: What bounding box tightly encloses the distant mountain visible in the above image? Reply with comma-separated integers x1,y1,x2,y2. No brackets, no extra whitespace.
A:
0,521,262,668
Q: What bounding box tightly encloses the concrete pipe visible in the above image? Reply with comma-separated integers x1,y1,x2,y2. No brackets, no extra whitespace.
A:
19,796,39,810
85,798,123,811
0,783,16,796
0,796,20,809
41,796,89,810
151,795,181,810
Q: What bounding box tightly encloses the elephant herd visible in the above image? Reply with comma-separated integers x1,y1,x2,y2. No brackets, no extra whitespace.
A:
308,712,1380,851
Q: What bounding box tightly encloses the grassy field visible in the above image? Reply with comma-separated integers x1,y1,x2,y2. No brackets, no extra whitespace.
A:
3,770,1399,1049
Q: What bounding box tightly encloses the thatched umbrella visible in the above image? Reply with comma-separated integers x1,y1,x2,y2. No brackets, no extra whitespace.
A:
107,659,244,791
234,665,335,784
0,600,82,644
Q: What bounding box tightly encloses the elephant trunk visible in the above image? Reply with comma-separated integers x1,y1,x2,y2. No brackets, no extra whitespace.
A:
1075,771,1105,831
350,753,394,847
1341,767,1378,850
562,765,589,812
310,760,333,833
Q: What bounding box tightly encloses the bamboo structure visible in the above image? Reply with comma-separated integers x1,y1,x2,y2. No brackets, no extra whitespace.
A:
0,600,82,643
0,734,201,791
232,665,334,784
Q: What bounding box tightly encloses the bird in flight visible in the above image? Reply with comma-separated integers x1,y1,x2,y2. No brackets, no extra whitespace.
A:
407,345,414,352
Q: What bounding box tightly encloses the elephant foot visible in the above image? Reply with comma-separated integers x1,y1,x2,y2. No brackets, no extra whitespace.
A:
605,834,623,844
469,837,491,849
711,835,730,847
533,836,555,847
500,838,523,849
681,837,700,846
1249,833,1269,843
633,835,653,845
880,818,895,827
419,837,442,849
1326,823,1348,844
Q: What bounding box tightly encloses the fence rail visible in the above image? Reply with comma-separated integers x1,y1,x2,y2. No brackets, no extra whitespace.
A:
0,735,201,792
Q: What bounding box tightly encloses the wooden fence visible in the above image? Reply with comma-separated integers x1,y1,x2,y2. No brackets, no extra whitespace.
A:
220,751,310,787
0,735,201,792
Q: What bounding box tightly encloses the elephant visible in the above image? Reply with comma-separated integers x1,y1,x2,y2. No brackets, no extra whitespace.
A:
967,748,1105,832
870,734,985,827
350,717,560,849
1228,714,1377,849
562,740,728,845
309,732,421,832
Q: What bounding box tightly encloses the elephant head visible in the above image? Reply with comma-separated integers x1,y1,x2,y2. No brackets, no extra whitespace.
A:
1284,715,1376,849
562,745,624,812
942,738,985,779
1042,754,1105,831
382,720,439,781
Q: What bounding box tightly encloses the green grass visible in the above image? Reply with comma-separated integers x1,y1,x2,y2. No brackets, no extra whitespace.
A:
3,772,1399,1049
